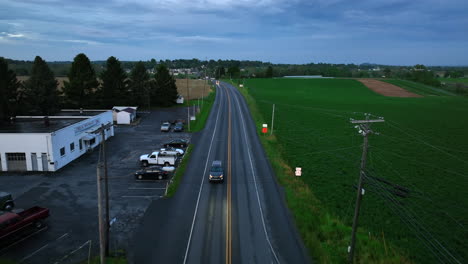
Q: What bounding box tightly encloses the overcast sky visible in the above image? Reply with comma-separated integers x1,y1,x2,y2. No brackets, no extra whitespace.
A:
1,0,467,65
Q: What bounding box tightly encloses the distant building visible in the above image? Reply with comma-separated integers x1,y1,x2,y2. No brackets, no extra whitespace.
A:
0,110,114,172
112,106,137,124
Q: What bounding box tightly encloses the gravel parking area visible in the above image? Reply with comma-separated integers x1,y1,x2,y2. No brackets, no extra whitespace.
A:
0,107,191,264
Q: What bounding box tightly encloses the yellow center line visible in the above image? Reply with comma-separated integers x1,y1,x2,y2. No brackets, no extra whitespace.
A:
225,85,232,264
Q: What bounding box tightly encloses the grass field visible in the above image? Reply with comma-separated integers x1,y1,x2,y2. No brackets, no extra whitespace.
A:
242,78,468,263
176,79,211,99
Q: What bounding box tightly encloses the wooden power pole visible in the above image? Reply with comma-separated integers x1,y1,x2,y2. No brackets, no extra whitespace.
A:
90,123,113,262
348,114,384,263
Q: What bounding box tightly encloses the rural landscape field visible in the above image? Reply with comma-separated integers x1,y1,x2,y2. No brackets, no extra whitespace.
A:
242,78,468,263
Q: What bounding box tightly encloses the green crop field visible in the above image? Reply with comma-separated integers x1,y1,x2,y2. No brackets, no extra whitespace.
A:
243,78,468,263
382,79,454,96
441,78,468,84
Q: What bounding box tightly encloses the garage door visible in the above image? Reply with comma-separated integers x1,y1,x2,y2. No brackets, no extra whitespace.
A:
6,153,27,171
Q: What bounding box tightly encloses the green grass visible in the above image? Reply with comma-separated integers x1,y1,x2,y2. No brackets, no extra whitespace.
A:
240,78,468,263
383,79,454,96
440,78,468,84
166,144,193,197
189,85,216,132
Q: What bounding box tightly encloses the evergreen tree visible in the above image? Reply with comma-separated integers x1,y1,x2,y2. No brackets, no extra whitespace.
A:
129,61,151,108
153,64,178,107
63,53,98,108
23,56,60,115
265,66,274,78
99,56,127,108
0,57,21,120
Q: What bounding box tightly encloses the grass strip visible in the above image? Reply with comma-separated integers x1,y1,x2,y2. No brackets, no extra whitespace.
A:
383,79,455,96
231,80,410,263
166,144,193,197
189,85,216,132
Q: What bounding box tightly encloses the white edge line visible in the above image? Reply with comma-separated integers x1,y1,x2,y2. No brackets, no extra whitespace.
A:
183,83,223,264
20,243,49,263
232,83,281,264
56,233,69,241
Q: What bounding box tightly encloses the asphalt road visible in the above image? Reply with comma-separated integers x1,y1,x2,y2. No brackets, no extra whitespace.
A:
132,81,311,264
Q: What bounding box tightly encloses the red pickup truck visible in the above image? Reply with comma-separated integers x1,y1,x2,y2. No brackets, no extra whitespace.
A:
0,206,50,241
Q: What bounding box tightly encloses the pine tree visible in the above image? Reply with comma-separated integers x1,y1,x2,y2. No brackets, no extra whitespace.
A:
63,53,98,108
153,64,178,107
129,61,151,108
100,56,127,108
22,56,60,115
0,57,21,120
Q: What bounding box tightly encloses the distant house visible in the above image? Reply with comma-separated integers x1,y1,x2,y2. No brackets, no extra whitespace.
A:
112,106,138,124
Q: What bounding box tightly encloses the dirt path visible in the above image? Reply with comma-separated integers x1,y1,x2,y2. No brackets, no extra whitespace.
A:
358,79,422,97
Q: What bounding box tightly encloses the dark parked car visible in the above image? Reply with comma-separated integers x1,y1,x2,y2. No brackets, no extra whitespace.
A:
135,166,170,180
0,192,14,211
163,139,189,148
174,122,184,132
209,160,224,183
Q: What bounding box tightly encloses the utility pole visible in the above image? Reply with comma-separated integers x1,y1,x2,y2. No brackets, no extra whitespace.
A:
270,104,275,136
348,114,384,263
90,123,113,261
186,70,190,131
100,125,110,257
96,163,105,264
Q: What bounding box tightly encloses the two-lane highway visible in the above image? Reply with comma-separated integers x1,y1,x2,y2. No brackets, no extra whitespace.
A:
132,81,311,264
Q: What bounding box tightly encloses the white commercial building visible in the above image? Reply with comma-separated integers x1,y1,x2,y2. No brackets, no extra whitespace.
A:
0,110,114,172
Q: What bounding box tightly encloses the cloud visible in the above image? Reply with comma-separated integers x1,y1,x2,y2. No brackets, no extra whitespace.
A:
63,39,102,45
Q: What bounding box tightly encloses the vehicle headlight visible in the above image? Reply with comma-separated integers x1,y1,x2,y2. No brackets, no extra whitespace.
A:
220,175,223,178
209,175,213,178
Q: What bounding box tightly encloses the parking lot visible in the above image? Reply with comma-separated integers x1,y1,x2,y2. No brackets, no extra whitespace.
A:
0,107,191,264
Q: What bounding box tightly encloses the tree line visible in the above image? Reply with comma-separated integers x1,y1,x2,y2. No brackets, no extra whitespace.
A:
0,54,178,120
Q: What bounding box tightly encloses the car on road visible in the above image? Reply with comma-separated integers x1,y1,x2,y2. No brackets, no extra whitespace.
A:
160,122,171,132
174,122,184,132
135,166,171,180
0,192,14,211
163,139,189,148
209,160,224,183
0,206,50,241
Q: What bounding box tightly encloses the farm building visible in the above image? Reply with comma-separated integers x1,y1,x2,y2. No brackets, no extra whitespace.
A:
0,110,114,172
112,106,137,124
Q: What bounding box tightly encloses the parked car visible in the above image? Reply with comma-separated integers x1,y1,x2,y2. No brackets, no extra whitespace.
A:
174,122,184,132
163,139,189,148
209,160,224,183
160,147,184,156
140,151,177,167
0,206,50,241
0,192,14,211
161,122,171,132
135,166,171,180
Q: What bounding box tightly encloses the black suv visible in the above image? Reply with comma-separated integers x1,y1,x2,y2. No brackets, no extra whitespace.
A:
209,160,224,183
135,166,169,180
174,122,184,132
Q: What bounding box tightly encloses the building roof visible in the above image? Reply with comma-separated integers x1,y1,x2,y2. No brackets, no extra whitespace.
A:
0,110,110,133
0,118,85,133
121,107,136,114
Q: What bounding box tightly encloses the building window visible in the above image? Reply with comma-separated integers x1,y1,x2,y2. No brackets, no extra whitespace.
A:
60,147,65,156
79,140,83,150
90,138,96,146
70,142,75,152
